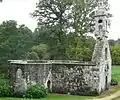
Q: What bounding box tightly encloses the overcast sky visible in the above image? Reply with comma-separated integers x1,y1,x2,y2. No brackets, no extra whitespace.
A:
0,0,119,40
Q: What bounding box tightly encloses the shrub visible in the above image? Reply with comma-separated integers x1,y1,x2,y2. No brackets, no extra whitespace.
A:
0,85,13,97
13,91,26,98
0,73,8,79
0,79,9,86
111,78,118,86
25,84,48,98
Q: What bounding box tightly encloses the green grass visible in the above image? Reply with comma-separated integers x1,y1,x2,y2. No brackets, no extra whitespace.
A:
0,94,94,100
113,96,120,100
0,65,119,100
112,65,120,83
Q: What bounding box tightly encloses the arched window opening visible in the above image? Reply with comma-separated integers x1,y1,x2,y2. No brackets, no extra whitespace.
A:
16,68,23,79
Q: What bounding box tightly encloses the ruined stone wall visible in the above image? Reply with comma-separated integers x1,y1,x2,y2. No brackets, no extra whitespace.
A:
8,60,102,95
8,61,52,93
52,63,100,95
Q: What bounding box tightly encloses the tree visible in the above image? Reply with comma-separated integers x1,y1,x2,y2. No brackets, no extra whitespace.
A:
32,0,97,35
32,0,73,59
27,44,50,60
109,39,115,47
66,34,95,61
26,52,39,60
0,20,34,72
72,0,98,36
32,0,72,27
0,20,18,43
32,0,98,60
111,44,120,65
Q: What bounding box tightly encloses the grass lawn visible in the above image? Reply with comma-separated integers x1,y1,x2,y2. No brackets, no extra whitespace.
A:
113,97,120,100
112,65,120,83
0,94,94,100
0,65,119,100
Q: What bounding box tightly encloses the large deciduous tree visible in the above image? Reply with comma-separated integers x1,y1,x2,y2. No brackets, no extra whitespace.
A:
32,0,98,60
32,0,73,59
72,0,98,35
66,0,97,60
32,0,72,26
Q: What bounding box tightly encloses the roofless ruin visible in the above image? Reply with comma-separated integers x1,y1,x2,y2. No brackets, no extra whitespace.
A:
8,0,112,95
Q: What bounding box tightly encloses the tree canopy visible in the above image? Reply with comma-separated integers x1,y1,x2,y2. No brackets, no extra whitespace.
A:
0,20,34,72
32,0,98,60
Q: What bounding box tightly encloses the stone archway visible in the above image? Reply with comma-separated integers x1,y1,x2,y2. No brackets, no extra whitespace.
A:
16,68,23,79
15,68,27,93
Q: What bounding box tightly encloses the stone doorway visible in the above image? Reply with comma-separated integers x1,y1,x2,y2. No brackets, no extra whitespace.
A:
47,80,51,92
105,76,108,90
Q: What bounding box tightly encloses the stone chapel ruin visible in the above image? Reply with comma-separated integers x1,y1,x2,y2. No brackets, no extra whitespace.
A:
8,0,112,95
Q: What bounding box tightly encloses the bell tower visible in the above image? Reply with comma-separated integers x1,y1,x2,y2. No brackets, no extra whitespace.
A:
94,0,111,39
92,0,112,92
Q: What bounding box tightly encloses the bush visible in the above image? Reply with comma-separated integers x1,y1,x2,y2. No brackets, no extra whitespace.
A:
0,73,8,79
0,85,13,97
0,79,9,86
25,84,48,98
111,78,118,86
13,91,26,98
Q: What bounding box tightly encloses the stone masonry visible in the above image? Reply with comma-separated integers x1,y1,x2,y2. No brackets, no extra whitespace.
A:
9,60,101,95
92,0,112,92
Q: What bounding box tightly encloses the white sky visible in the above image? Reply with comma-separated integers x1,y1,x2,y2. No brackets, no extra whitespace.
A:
0,0,38,31
0,0,119,40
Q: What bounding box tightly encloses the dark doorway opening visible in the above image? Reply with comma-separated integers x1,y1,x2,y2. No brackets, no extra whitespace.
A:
47,80,51,92
105,76,108,90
